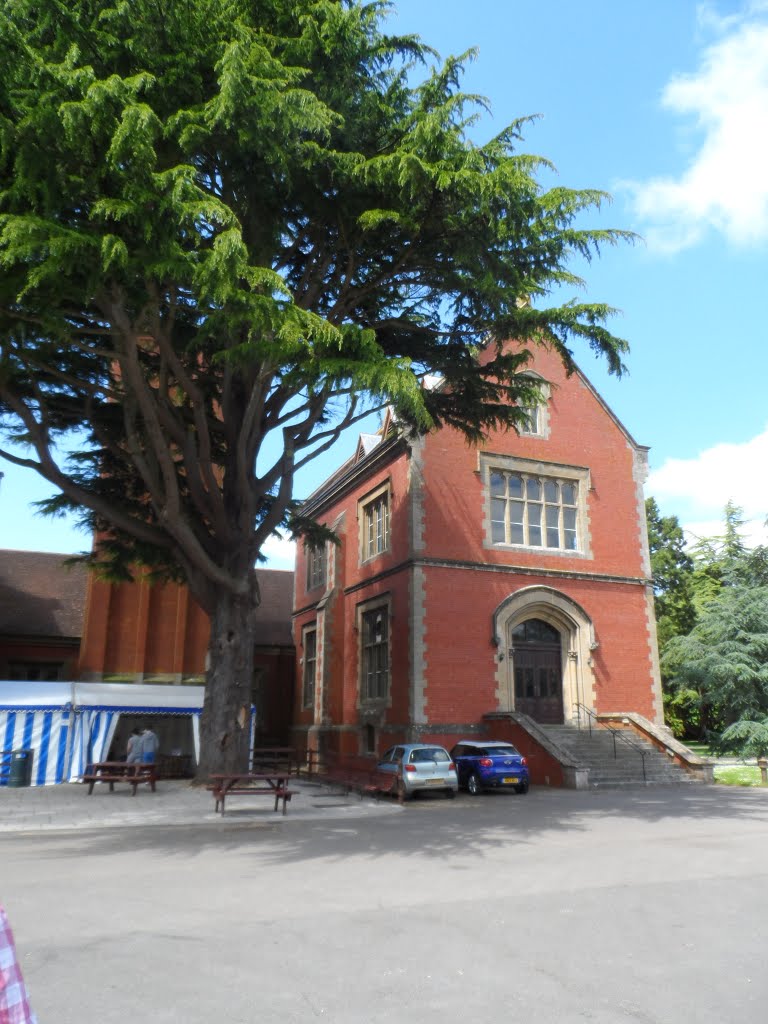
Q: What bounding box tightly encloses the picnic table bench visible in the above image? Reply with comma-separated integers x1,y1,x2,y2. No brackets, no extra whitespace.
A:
157,752,194,779
207,772,295,815
81,761,157,795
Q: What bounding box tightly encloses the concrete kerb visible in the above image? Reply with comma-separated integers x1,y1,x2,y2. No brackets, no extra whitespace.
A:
0,776,403,833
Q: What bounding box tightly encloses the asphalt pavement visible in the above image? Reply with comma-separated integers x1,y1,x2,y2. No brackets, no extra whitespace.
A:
3,780,768,1024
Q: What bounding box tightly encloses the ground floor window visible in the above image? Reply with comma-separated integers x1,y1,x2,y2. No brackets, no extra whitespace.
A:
7,661,64,681
360,604,389,701
302,625,317,709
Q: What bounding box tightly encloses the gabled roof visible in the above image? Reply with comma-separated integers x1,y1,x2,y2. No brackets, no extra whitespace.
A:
572,362,645,452
0,549,88,639
300,342,648,519
356,433,382,460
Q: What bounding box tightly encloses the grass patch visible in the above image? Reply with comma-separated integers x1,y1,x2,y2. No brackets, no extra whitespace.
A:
683,741,716,758
714,764,766,787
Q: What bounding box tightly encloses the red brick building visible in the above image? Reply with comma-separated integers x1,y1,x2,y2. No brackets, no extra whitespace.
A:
291,345,662,770
0,551,296,745
79,569,296,744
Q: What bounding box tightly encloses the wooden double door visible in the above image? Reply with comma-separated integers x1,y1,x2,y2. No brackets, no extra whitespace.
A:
511,618,564,724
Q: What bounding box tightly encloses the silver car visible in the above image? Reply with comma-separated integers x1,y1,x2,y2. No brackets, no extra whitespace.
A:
377,743,458,799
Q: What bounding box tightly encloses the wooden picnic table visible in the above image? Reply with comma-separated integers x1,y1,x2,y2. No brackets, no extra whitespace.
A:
207,772,294,815
81,761,157,795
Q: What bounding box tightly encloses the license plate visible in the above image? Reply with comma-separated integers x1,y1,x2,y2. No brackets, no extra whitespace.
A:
425,778,444,785
502,777,520,785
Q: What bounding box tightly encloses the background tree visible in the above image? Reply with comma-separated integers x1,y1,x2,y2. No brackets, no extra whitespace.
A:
686,500,750,608
645,497,696,648
660,502,768,748
662,583,768,747
645,497,697,735
0,0,632,775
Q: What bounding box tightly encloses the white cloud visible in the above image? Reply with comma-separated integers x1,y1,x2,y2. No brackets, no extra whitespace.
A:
259,533,296,571
624,4,768,251
647,425,768,545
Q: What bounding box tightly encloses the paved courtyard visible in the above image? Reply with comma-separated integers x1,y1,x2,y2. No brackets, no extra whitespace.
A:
3,780,768,1023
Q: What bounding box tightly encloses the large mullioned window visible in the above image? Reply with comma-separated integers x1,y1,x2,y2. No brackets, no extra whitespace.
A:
490,470,579,551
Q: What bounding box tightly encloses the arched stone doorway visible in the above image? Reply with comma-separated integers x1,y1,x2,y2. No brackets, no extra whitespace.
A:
492,586,598,724
511,618,563,723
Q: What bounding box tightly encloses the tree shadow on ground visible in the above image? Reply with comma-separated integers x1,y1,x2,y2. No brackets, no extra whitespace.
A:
7,782,768,866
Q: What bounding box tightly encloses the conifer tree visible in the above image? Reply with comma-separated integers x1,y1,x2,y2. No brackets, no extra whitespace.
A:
0,0,632,774
661,503,768,747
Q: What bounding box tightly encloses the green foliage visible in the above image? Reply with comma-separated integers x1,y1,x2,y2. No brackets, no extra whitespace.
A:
1,0,631,611
649,500,768,744
662,686,701,740
663,583,768,745
645,497,696,649
684,502,768,609
719,717,768,759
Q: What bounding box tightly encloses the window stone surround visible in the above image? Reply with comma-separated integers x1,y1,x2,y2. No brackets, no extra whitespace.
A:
479,453,593,560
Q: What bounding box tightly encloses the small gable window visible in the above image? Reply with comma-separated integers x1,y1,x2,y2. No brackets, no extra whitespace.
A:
360,485,390,562
518,404,540,435
516,374,550,438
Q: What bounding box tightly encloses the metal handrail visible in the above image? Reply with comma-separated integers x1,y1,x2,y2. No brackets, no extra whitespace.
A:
573,703,647,782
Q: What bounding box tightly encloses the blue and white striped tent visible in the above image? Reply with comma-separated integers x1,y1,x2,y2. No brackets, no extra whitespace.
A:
0,681,207,786
67,682,207,782
0,682,75,786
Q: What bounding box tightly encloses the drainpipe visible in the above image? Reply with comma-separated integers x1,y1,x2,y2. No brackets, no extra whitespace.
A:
569,649,581,727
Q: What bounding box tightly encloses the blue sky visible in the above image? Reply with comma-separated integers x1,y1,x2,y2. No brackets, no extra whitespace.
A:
2,0,768,566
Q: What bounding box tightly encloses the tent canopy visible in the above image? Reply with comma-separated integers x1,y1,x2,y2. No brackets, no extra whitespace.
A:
0,681,204,712
0,681,74,709
1,682,208,785
74,682,205,713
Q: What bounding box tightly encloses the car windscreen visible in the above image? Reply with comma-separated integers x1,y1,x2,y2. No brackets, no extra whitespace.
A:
483,746,520,757
409,748,449,763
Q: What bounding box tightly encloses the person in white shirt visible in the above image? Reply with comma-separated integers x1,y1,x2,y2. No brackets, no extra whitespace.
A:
140,725,159,765
126,727,142,764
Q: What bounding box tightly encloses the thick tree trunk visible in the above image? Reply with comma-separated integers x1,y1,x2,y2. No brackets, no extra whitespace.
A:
196,586,257,780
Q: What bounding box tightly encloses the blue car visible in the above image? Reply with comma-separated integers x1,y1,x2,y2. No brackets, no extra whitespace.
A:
449,740,530,795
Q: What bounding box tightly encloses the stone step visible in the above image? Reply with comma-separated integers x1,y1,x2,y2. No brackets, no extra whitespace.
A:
537,724,702,788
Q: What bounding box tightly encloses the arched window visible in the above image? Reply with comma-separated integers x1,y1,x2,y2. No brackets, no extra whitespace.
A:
512,619,561,645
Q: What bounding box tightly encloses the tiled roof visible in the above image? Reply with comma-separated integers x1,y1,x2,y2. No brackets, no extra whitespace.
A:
0,550,294,648
253,569,294,647
0,549,88,639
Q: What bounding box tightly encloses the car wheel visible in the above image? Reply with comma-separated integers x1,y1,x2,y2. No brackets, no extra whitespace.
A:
515,781,529,794
445,788,456,799
397,778,411,802
467,772,482,796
